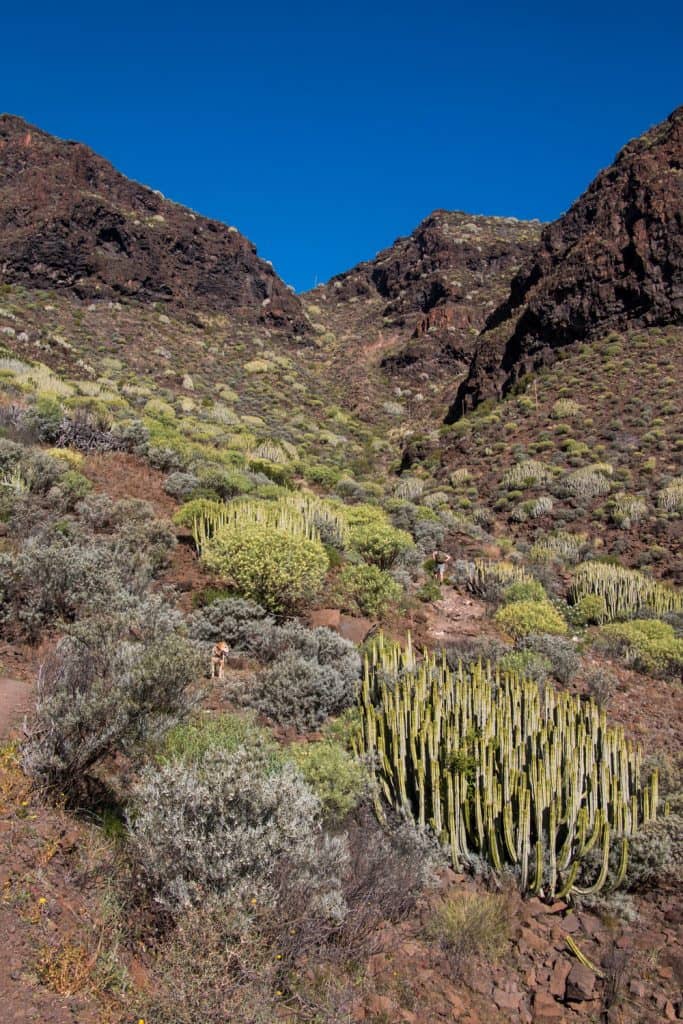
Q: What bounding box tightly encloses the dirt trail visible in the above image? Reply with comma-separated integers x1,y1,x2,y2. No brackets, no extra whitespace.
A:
422,586,491,648
0,678,30,740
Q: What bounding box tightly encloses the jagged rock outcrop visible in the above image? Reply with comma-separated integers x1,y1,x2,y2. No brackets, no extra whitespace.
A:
449,105,683,418
305,211,542,379
0,114,307,331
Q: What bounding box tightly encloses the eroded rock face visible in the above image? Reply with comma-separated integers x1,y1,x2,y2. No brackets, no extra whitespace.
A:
0,115,307,331
306,210,543,379
449,105,683,418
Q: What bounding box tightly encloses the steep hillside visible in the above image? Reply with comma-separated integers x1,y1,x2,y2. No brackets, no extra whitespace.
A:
304,211,542,413
0,115,307,332
1,111,682,1024
449,105,683,417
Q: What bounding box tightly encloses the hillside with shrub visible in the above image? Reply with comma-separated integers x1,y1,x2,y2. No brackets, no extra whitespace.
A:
0,107,681,1024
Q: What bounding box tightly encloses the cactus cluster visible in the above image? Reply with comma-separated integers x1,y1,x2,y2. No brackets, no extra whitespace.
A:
571,562,682,622
500,459,552,490
180,494,347,554
657,477,683,513
467,559,531,597
530,530,587,565
356,635,659,896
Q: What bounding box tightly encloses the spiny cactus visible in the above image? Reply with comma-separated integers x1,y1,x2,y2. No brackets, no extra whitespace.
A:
570,562,682,622
467,559,531,597
657,477,683,513
355,635,658,897
530,530,587,565
178,494,348,554
500,460,551,490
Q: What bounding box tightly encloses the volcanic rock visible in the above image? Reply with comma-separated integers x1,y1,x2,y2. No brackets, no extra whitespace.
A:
449,105,683,417
0,114,307,331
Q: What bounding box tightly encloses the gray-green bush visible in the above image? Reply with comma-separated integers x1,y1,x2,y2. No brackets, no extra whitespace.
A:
128,743,348,919
22,601,201,796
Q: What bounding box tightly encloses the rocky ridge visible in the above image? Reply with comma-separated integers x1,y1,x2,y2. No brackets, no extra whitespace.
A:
304,210,542,403
0,114,307,332
449,105,683,418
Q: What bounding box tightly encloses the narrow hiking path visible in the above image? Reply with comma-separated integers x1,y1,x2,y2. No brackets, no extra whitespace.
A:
0,678,31,740
0,643,42,741
421,585,493,649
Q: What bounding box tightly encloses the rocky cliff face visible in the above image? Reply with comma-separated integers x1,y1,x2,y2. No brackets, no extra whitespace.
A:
305,211,542,380
0,115,307,332
449,106,683,418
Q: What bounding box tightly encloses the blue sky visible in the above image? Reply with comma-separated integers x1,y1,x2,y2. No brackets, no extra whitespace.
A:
2,1,681,291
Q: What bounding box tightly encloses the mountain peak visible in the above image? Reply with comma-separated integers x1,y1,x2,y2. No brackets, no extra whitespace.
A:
0,115,307,331
448,105,683,418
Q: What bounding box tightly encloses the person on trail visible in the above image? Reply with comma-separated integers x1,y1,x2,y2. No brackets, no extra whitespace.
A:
432,549,452,584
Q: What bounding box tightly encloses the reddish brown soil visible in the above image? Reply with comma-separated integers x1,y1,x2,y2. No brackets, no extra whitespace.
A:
83,452,176,518
0,459,680,1024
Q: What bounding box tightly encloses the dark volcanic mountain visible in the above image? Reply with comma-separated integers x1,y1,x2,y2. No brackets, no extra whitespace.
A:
449,105,683,418
0,114,307,332
305,211,543,382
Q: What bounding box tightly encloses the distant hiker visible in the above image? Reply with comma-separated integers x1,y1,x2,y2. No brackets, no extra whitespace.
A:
432,549,452,583
211,640,231,679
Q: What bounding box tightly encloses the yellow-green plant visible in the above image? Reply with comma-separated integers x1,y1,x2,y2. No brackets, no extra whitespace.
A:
340,503,413,568
174,498,229,552
495,599,568,638
45,447,85,469
500,460,551,490
176,494,348,554
201,523,329,612
570,562,682,621
467,559,531,597
598,619,683,677
657,477,683,513
551,398,581,419
356,635,658,896
530,531,587,565
0,465,28,493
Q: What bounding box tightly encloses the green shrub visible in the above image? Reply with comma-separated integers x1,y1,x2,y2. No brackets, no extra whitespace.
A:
57,469,92,507
342,504,414,569
572,594,609,626
159,712,280,769
597,619,683,677
287,740,366,821
201,524,329,612
334,563,402,617
501,579,547,604
247,458,293,487
624,815,683,890
416,578,442,603
348,521,413,569
498,649,552,683
494,599,568,639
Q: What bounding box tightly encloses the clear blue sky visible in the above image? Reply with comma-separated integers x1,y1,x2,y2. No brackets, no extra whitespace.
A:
2,1,681,291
